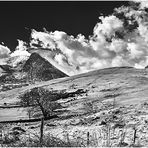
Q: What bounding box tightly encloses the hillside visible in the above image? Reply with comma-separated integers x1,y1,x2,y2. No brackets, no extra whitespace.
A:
0,52,68,92
1,67,148,146
1,66,148,120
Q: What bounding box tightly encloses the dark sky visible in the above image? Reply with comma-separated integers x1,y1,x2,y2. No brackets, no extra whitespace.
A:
0,1,129,51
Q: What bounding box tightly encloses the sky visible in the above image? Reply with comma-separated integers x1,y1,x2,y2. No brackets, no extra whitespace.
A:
0,1,129,50
2,1,148,76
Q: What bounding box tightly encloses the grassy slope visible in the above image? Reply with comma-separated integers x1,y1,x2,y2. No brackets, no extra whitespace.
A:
0,67,148,121
1,67,148,146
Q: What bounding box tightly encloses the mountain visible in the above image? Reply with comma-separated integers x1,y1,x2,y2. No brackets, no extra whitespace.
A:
22,52,68,82
28,48,80,76
0,65,15,73
0,52,68,90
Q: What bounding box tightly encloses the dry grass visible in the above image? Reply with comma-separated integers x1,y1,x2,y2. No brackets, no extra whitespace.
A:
0,100,146,147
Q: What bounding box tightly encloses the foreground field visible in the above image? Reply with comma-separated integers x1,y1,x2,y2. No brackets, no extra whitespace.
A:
1,67,148,146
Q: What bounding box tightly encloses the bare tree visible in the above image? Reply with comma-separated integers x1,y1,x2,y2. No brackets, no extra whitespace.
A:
19,87,62,119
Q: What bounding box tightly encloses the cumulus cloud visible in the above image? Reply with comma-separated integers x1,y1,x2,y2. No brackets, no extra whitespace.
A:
0,44,11,65
3,1,148,75
28,15,125,75
0,44,10,59
93,15,123,38
8,40,30,67
28,3,148,75
11,40,30,57
133,0,148,9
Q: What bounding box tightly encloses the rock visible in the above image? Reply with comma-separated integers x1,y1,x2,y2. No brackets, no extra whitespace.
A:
3,103,7,106
10,131,20,136
118,142,128,147
100,120,107,125
46,123,56,127
29,126,36,129
12,126,26,133
113,122,125,129
113,109,121,114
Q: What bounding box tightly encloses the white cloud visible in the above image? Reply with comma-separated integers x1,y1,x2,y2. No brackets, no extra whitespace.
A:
133,0,148,9
9,40,30,67
27,2,148,75
138,23,148,42
93,15,123,38
127,42,144,58
11,40,30,57
0,44,10,59
4,1,148,75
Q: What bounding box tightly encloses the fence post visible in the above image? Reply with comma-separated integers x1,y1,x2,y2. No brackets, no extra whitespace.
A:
133,127,137,145
40,117,44,146
87,131,90,147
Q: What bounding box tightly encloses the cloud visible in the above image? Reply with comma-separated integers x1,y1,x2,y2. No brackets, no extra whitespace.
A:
28,15,125,75
133,0,148,9
10,40,30,57
93,15,123,38
0,44,10,59
28,5,148,75
9,40,30,67
4,1,148,76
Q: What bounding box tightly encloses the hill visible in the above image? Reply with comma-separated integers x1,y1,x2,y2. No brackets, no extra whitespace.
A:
22,52,67,82
0,52,68,95
1,66,148,146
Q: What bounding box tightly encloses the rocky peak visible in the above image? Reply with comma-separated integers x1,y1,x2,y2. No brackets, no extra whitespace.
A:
22,52,67,82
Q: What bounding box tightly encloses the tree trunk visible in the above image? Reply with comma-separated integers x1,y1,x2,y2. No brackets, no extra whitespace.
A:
35,98,48,118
